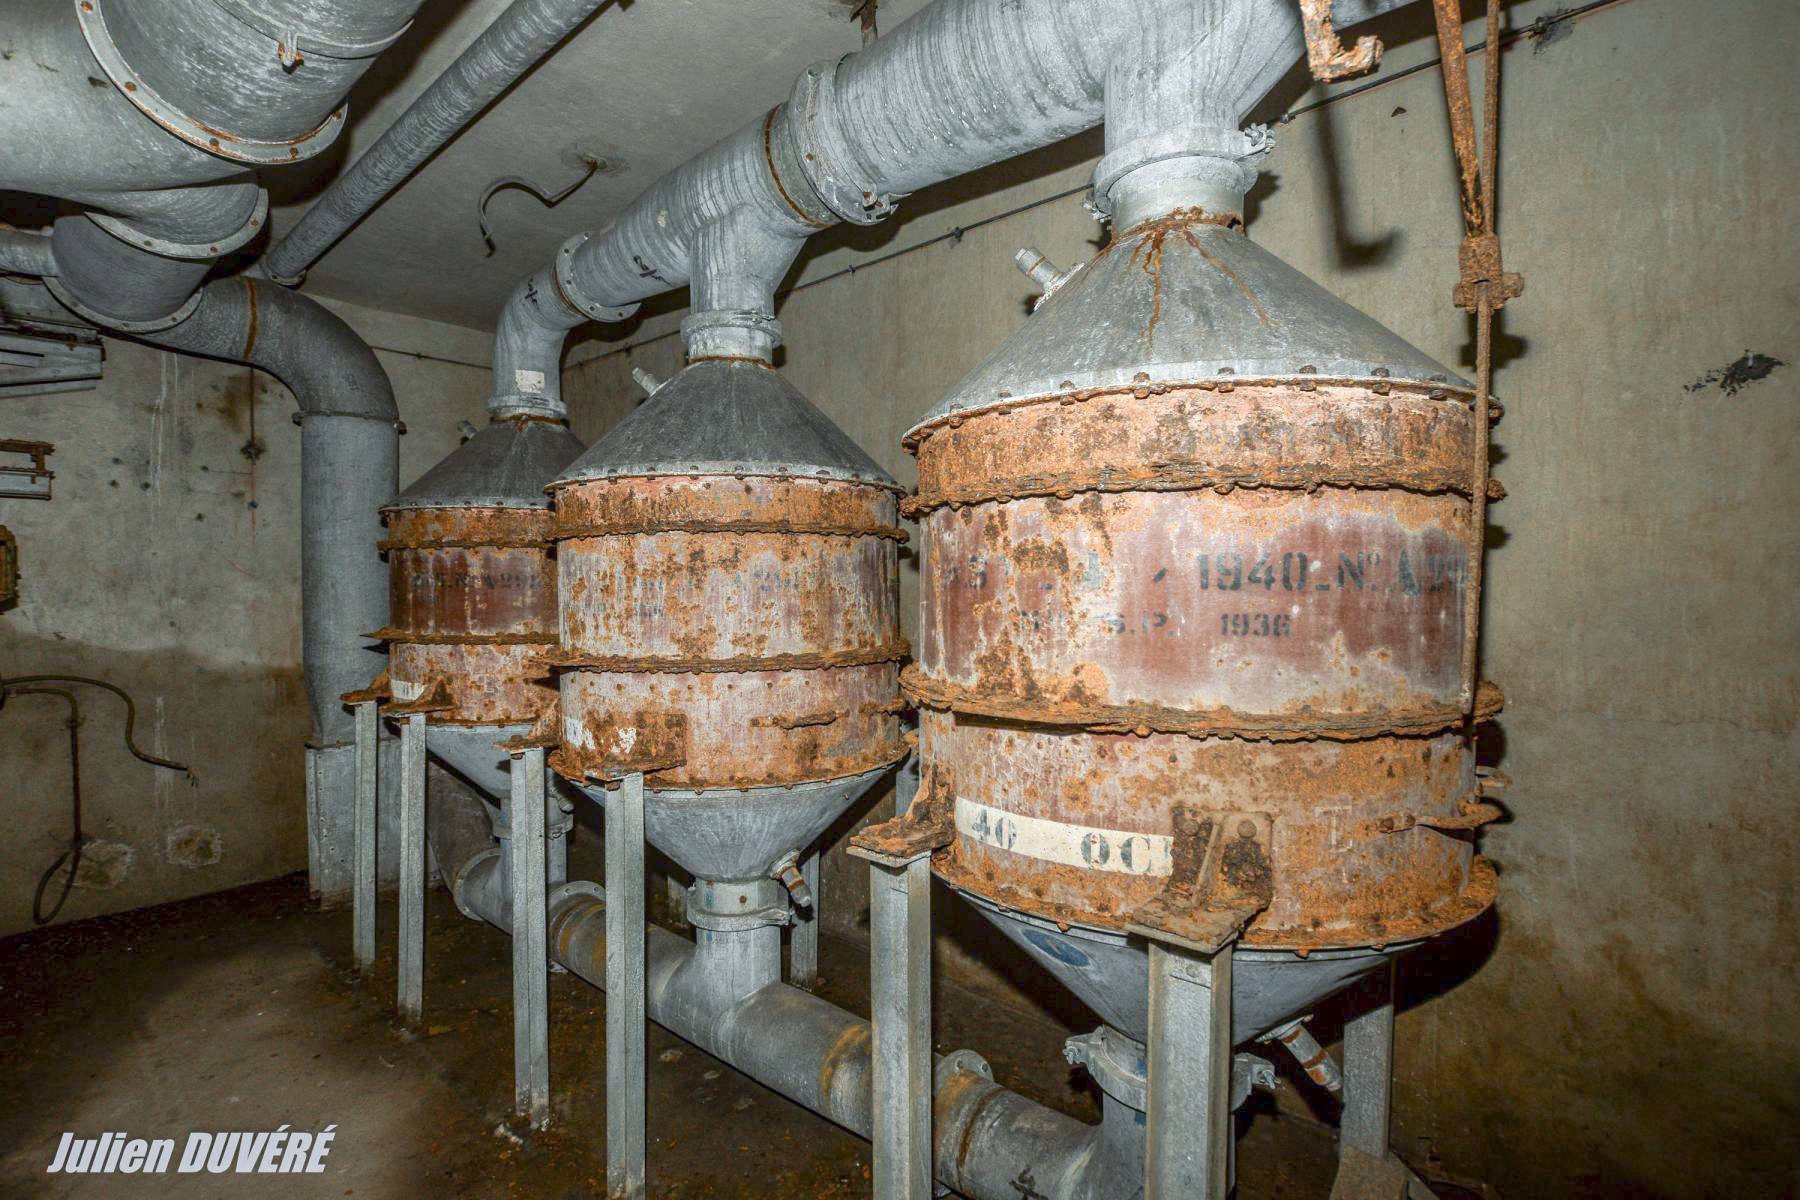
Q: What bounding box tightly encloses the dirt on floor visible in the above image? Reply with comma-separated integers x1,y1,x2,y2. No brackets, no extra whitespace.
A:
1,846,1391,1199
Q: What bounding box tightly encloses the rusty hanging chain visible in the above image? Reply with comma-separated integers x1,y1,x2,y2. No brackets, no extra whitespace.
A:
1431,0,1525,313
1427,0,1522,712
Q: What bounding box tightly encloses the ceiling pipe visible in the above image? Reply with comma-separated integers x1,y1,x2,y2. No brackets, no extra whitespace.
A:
484,0,1404,400
0,0,427,329
1,0,428,742
263,0,618,284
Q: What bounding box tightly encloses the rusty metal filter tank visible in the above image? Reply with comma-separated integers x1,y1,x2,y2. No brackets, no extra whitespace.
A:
905,211,1501,1040
547,359,907,883
376,416,585,794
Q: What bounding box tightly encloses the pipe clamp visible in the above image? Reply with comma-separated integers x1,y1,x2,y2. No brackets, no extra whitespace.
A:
788,59,901,226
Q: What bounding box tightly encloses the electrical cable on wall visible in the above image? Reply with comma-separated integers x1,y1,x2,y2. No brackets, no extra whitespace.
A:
1,674,191,924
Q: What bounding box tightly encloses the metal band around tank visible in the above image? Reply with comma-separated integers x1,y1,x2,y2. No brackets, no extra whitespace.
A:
905,463,1475,517
543,640,910,674
367,628,555,646
904,666,1503,741
554,519,908,542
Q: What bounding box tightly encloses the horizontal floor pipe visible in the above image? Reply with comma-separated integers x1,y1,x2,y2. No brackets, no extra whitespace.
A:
433,807,1126,1200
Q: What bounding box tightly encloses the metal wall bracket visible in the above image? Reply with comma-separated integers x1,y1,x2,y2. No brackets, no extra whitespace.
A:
1125,807,1273,954
0,440,55,499
1297,0,1385,82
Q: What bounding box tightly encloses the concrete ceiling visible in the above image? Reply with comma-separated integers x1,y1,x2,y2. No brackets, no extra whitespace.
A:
275,0,935,332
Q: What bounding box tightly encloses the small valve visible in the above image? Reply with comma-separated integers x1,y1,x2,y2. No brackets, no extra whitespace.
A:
1013,246,1080,310
631,367,665,396
770,851,813,910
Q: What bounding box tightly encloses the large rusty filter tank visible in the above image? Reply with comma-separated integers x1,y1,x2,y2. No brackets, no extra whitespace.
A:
547,359,907,886
905,210,1501,1044
375,415,586,795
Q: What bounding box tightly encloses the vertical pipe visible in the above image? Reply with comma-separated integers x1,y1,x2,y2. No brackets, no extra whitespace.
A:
510,747,550,1128
791,850,821,989
869,855,932,1199
397,712,427,1023
1144,942,1234,1199
351,699,378,971
605,773,647,1199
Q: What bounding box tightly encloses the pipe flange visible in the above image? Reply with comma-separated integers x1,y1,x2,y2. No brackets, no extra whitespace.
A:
45,275,203,333
209,0,412,64
1091,126,1271,219
933,1048,993,1092
76,0,349,165
1063,1026,1147,1112
547,879,604,910
554,233,640,323
449,846,502,921
89,190,269,261
787,58,902,227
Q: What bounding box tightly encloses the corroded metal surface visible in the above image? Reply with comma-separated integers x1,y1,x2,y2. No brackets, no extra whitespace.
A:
552,475,906,788
910,234,1500,951
925,710,1495,949
379,506,558,725
913,486,1478,731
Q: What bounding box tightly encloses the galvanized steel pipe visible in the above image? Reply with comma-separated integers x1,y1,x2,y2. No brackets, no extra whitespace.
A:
428,797,1123,1200
264,0,616,282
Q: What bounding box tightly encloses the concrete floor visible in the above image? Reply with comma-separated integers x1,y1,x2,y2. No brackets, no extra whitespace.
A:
0,853,1451,1199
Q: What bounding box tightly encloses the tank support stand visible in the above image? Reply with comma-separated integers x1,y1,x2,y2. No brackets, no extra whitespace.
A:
1331,961,1436,1199
1144,940,1236,1199
605,772,648,1199
508,745,551,1129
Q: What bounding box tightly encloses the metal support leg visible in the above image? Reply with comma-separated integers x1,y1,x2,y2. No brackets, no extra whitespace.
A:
509,747,550,1129
866,854,932,1199
1330,961,1427,1199
1145,940,1234,1200
351,699,378,972
790,849,821,989
396,712,426,1024
605,773,646,1200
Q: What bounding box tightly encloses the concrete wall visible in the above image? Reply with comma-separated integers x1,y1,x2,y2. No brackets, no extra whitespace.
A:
0,298,493,936
564,1,1799,1195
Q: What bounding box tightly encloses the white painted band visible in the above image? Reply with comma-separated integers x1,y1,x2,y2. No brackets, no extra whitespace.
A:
954,797,1172,877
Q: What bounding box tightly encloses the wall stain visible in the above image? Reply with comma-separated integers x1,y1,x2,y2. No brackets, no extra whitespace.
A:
1684,351,1784,397
166,826,222,869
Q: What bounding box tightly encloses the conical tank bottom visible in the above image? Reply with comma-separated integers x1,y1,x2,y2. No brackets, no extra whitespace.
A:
575,764,892,883
965,893,1405,1045
426,723,532,800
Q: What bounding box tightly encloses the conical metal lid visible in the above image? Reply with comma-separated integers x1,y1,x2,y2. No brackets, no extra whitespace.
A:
909,221,1470,439
553,358,898,491
386,417,586,510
